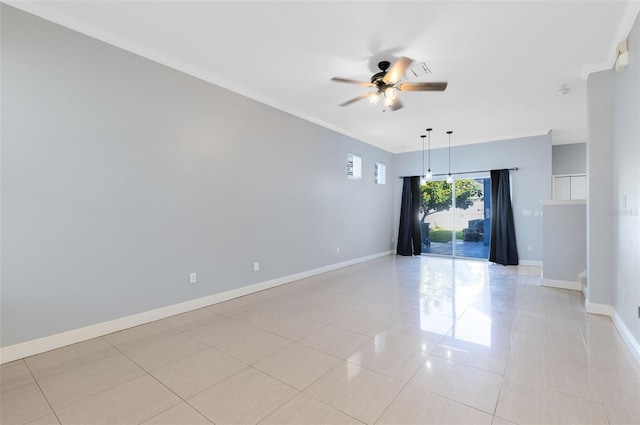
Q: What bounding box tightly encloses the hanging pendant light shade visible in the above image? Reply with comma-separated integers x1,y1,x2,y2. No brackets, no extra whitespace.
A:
446,130,453,183
426,128,433,180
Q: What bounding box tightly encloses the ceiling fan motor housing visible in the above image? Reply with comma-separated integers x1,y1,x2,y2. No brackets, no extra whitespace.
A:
371,72,386,85
378,61,391,71
371,61,391,85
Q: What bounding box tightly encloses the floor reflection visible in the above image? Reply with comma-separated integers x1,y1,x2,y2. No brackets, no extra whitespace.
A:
419,258,490,346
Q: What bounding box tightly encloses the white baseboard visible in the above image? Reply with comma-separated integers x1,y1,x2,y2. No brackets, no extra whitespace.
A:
585,301,614,316
542,278,582,291
578,271,587,297
611,310,640,366
584,300,640,367
0,251,393,364
519,260,543,267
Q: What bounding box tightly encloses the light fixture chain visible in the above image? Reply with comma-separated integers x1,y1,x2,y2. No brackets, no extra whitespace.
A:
446,130,453,183
426,128,432,174
428,133,431,170
420,135,426,179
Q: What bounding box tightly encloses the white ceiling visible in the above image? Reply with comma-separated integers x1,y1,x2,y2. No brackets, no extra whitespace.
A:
9,1,640,152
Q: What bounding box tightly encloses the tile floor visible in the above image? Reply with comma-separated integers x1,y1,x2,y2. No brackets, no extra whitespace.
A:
422,240,490,259
2,255,639,425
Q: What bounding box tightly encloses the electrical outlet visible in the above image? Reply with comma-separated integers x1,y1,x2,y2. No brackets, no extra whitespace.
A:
336,246,340,254
253,262,260,272
189,272,197,284
527,244,533,252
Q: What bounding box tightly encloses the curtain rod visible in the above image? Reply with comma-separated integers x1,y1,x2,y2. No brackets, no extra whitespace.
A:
398,167,518,179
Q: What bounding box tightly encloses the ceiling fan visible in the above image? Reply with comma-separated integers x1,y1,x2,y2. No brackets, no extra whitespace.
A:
331,57,447,111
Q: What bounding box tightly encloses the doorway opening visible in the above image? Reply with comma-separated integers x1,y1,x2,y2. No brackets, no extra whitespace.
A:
420,176,491,259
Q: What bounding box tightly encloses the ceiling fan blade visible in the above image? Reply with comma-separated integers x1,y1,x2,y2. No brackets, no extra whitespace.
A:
331,77,375,87
398,82,448,92
382,57,412,85
388,98,403,111
338,91,377,106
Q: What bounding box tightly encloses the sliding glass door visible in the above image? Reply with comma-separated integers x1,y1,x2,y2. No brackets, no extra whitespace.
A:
420,175,490,259
419,179,454,256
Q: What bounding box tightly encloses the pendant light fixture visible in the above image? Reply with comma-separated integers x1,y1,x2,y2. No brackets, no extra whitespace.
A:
426,128,433,180
446,130,453,183
420,134,426,183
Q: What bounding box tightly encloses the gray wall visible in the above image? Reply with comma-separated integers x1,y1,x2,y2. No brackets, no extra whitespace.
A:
393,134,552,262
542,203,586,282
586,70,615,307
552,143,586,175
586,12,640,349
611,12,640,348
0,6,395,347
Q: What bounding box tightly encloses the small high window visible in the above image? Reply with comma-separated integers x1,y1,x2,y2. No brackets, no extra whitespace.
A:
375,162,386,184
347,153,362,180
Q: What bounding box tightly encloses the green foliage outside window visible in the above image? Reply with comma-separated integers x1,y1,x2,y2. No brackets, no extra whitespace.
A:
420,179,483,223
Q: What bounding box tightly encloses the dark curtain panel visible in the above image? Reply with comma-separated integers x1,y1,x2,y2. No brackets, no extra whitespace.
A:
489,169,519,265
397,176,422,256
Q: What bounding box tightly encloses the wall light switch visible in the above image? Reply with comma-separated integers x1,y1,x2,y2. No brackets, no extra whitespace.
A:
189,273,197,284
253,262,260,272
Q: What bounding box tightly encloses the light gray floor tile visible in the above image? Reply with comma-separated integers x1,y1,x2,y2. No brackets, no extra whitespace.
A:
1,360,35,393
150,348,247,399
0,382,53,425
25,338,118,381
188,367,298,425
56,375,181,425
3,256,639,425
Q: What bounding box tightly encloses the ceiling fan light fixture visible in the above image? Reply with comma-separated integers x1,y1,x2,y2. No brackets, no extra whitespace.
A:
384,87,398,99
383,88,397,107
369,92,380,104
384,87,397,100
383,95,396,107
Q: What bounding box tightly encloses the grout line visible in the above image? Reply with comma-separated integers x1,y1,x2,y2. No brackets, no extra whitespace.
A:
492,367,506,417
274,393,368,425
409,379,500,420
370,348,433,423
100,337,225,424
182,364,300,425
21,359,64,425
